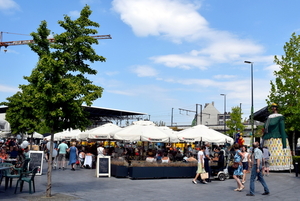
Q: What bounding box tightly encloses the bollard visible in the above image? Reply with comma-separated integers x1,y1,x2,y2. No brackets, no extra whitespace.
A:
295,162,298,177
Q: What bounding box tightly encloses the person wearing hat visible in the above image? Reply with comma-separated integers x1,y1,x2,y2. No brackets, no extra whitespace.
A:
57,139,69,170
262,103,293,171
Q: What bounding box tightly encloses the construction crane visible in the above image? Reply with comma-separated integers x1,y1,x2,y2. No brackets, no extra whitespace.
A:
0,31,112,49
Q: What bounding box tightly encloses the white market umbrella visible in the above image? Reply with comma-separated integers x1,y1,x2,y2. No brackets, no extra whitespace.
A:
177,124,234,144
78,123,121,140
46,131,64,141
110,120,171,142
59,129,82,141
157,126,180,143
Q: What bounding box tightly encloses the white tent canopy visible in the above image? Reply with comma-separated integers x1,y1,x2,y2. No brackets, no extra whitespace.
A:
25,132,44,139
110,120,172,142
177,125,234,144
78,123,121,140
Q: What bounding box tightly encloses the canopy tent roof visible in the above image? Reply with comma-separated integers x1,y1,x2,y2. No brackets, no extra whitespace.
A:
252,106,270,123
177,124,234,144
25,132,44,139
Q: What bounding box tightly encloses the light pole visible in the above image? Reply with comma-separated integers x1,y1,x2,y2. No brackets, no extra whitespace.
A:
244,61,254,146
220,94,226,135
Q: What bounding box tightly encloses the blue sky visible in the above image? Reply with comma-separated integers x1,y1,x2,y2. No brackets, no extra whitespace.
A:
0,0,299,126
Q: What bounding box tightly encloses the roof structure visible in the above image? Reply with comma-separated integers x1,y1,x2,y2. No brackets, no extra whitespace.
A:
0,106,147,122
82,106,147,122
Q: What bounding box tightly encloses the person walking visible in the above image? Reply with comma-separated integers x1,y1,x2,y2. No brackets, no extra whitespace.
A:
262,146,271,176
241,145,250,184
204,142,212,182
232,143,244,191
246,142,270,196
68,142,78,171
192,146,208,184
57,139,69,170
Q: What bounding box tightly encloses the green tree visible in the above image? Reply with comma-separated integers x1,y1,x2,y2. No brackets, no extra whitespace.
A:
1,91,40,135
267,32,300,153
225,106,245,138
1,5,105,197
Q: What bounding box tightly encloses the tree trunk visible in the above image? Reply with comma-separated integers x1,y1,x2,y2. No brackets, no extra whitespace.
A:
46,132,54,197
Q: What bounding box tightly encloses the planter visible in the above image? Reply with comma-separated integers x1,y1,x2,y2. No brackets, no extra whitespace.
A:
164,166,196,178
111,164,128,178
128,166,165,179
128,166,197,179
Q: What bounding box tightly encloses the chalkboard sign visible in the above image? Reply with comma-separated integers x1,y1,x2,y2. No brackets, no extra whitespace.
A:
96,156,110,177
28,151,44,176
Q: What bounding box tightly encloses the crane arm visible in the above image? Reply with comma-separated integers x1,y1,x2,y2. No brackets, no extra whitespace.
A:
0,34,112,48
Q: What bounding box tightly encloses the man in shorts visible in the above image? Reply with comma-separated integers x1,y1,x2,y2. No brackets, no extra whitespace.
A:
57,139,68,170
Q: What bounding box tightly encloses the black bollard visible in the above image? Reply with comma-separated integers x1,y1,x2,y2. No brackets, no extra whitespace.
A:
295,162,298,177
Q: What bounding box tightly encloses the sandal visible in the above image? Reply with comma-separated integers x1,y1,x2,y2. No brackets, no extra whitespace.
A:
238,185,245,191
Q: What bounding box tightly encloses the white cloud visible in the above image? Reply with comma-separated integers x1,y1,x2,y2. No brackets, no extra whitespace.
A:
0,84,18,93
112,0,207,43
112,0,267,69
105,71,119,76
0,0,20,13
131,65,158,77
69,10,80,18
213,74,236,79
151,54,209,70
107,90,134,96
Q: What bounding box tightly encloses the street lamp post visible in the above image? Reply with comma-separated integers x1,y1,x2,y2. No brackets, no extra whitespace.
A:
220,94,226,135
244,61,254,146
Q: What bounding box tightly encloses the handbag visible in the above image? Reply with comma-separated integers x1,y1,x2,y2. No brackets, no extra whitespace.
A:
232,162,239,169
200,172,208,179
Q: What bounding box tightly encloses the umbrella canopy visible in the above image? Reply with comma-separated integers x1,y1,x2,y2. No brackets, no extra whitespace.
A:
177,125,234,144
157,126,180,143
46,129,82,141
78,123,121,140
59,129,82,141
110,120,171,142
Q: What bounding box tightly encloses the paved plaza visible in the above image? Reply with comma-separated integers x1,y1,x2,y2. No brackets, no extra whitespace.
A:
1,161,299,201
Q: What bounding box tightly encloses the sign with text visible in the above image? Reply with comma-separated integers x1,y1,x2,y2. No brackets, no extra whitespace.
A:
28,151,44,176
96,156,111,177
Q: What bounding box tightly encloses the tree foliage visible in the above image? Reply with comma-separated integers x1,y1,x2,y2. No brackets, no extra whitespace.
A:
267,32,300,152
267,32,300,132
225,106,245,137
1,5,105,197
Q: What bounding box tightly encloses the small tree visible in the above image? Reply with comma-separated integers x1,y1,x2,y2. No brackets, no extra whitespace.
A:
1,5,105,197
267,32,300,153
225,106,245,138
